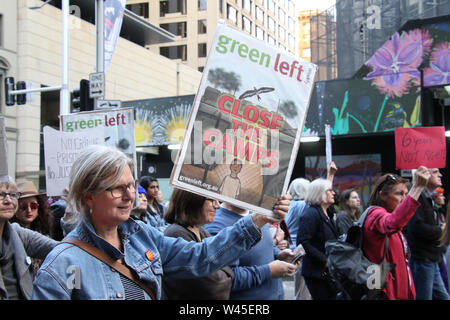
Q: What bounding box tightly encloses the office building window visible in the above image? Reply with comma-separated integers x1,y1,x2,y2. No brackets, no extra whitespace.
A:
198,19,207,34
126,3,149,19
268,16,275,32
288,0,295,14
288,34,295,48
279,43,286,51
256,26,264,40
278,7,285,25
278,25,286,41
160,0,187,17
242,16,252,34
268,35,276,46
198,43,207,57
160,45,187,61
256,6,264,23
198,0,207,11
227,4,238,24
267,0,275,13
242,0,252,13
288,17,295,32
160,22,187,37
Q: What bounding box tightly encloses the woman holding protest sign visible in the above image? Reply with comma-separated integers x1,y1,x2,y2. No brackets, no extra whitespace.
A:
31,145,291,300
362,166,430,300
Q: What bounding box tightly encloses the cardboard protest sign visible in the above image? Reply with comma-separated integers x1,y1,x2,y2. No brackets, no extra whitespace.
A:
0,117,8,180
395,126,446,170
60,108,137,178
170,21,317,216
43,126,105,196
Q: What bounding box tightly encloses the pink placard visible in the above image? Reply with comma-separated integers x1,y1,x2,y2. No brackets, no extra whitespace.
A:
395,126,446,170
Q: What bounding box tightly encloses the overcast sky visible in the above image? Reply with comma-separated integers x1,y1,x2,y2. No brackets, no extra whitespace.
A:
296,0,336,11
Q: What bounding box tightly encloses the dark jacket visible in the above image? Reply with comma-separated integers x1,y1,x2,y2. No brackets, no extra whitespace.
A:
0,222,57,300
405,191,443,262
297,205,339,278
162,223,234,300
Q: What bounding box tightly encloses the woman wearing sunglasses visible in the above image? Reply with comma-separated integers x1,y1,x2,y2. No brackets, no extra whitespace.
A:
362,166,430,300
11,181,54,238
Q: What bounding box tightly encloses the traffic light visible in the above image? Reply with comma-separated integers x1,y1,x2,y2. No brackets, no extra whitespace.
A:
16,81,26,105
71,87,81,111
72,79,94,112
5,77,15,106
79,79,94,111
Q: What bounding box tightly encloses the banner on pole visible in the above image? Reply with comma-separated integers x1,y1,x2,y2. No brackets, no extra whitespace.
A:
104,0,126,72
170,21,317,216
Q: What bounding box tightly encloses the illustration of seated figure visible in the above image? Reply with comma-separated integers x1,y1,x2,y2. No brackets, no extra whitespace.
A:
219,158,242,199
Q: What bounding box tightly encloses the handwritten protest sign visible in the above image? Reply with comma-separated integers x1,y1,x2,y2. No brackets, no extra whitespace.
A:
395,126,446,170
170,21,317,216
43,126,105,196
60,108,137,178
0,117,8,180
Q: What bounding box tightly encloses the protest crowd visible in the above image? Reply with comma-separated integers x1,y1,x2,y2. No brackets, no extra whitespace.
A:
1,142,449,301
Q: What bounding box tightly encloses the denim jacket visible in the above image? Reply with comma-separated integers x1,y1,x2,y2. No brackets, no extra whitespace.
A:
31,214,261,300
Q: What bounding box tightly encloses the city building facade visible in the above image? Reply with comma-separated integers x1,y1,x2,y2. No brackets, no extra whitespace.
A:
126,0,299,72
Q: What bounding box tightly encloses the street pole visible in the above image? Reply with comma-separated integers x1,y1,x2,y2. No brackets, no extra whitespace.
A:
95,0,105,109
60,0,70,115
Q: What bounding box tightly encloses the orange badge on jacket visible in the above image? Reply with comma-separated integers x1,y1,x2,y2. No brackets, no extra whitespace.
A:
146,250,154,261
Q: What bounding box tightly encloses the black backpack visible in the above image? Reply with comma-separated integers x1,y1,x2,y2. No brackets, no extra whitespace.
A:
325,206,396,300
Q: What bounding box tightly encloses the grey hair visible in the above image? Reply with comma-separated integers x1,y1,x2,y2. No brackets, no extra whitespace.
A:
287,178,310,200
305,178,332,206
68,145,134,220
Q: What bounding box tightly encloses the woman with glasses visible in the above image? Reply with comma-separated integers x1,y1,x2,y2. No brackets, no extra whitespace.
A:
362,166,430,300
0,178,58,299
31,145,291,300
162,189,234,299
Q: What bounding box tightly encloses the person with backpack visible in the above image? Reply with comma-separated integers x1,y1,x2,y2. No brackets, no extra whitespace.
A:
362,166,430,300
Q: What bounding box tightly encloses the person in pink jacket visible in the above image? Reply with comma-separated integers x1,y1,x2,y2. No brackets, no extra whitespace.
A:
362,166,430,300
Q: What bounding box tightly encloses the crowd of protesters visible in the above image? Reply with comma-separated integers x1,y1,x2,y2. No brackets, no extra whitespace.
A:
1,144,449,300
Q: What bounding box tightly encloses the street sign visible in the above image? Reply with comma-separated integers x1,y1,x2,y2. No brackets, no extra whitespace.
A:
96,99,122,109
89,72,105,98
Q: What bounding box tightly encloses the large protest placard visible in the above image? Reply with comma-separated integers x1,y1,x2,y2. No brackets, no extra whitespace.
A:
395,126,446,170
0,117,8,180
170,21,317,216
43,126,105,196
60,108,137,178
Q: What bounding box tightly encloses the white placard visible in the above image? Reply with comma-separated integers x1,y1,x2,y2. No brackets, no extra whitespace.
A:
325,124,332,168
43,126,105,196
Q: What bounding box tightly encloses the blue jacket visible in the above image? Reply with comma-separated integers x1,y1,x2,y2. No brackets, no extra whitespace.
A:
205,207,284,300
31,215,262,300
285,199,308,249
